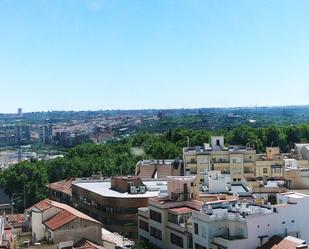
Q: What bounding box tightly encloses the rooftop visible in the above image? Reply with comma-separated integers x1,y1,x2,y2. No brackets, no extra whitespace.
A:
169,207,193,215
44,209,76,231
49,178,73,196
32,199,101,227
101,228,134,247
72,178,167,198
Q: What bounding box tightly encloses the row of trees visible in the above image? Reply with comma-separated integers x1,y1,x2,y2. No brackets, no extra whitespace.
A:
2,123,309,211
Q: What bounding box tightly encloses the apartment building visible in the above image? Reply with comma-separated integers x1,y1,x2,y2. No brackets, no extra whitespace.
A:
72,176,167,238
183,136,256,184
139,190,309,249
183,137,309,185
138,176,202,249
192,192,309,249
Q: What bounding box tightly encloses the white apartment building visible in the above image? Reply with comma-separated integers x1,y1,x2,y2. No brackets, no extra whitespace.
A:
192,192,309,249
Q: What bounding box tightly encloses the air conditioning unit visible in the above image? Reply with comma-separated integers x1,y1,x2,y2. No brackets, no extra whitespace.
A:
140,186,146,194
130,186,137,194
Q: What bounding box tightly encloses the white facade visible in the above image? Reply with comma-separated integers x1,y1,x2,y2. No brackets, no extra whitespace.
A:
192,192,309,249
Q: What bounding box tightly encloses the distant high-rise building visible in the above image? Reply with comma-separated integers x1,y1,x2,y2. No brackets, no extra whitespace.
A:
18,108,23,117
40,126,53,144
16,125,30,144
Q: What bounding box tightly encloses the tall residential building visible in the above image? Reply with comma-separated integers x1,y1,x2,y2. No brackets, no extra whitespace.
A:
16,125,30,144
40,126,53,144
138,176,202,249
17,108,22,117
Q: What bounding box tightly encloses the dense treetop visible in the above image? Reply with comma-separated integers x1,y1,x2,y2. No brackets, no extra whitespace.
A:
2,124,309,211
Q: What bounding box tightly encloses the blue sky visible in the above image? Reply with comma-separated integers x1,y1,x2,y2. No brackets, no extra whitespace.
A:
0,0,309,113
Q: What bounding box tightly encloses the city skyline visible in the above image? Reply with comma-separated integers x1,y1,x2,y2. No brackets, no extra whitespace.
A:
1,0,309,112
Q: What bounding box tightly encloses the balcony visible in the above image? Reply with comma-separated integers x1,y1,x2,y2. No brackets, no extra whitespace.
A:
138,207,149,219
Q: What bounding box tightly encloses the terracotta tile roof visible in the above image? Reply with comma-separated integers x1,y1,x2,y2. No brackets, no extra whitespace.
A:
259,236,307,249
169,207,193,214
271,236,307,249
74,239,105,249
49,179,73,196
44,210,76,231
33,199,53,211
31,199,101,231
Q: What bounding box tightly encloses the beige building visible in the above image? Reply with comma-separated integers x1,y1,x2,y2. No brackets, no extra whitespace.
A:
138,176,203,249
30,199,102,245
183,136,256,183
183,137,309,184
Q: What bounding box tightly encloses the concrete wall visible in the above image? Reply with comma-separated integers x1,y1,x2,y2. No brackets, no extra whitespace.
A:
52,218,102,245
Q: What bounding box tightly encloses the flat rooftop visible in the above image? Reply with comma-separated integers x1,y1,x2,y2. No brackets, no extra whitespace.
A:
72,179,167,198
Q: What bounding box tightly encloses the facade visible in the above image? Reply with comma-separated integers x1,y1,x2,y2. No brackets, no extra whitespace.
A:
72,176,167,238
48,179,73,205
193,192,309,249
138,176,202,249
184,137,309,187
183,136,256,184
139,191,309,249
16,125,30,144
30,199,102,245
40,126,53,144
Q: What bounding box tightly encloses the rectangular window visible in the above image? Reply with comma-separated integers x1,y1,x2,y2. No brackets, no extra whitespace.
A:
139,220,149,232
150,226,162,240
195,244,207,249
170,233,184,248
263,168,268,174
150,210,162,223
194,223,199,235
201,225,206,238
272,167,282,173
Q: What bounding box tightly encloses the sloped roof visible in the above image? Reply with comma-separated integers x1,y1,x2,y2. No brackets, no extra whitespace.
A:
32,199,101,230
44,210,76,231
49,179,73,196
74,239,105,249
33,199,53,211
259,236,307,249
272,236,307,249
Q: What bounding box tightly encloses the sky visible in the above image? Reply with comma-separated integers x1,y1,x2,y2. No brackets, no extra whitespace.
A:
0,0,309,113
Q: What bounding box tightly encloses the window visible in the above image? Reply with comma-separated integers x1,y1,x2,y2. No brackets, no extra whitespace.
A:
171,233,184,248
139,220,149,232
201,225,206,238
150,210,162,223
263,168,268,174
191,158,195,163
194,223,199,235
216,139,220,146
150,226,162,240
232,159,237,164
272,167,282,173
195,244,207,249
